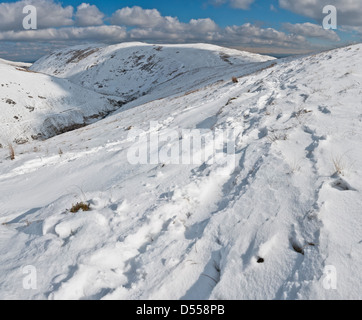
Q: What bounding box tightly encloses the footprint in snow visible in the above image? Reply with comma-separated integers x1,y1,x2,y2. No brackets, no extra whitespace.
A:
318,106,331,114
331,178,356,192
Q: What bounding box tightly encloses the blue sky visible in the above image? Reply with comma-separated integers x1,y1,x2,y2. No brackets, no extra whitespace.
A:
0,0,361,61
55,0,304,26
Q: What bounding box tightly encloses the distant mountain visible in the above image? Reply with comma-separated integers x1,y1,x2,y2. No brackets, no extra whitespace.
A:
31,42,275,106
1,42,275,145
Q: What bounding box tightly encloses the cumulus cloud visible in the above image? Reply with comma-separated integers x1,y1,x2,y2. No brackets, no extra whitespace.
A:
110,6,220,42
283,22,340,41
222,23,308,49
75,3,104,27
128,17,220,42
128,18,317,52
111,6,163,28
279,0,362,26
0,0,74,31
0,2,350,61
110,6,311,50
0,25,127,42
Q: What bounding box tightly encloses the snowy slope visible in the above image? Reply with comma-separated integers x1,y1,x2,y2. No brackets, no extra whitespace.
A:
0,58,32,68
0,59,123,145
31,42,275,106
2,43,275,146
1,44,362,300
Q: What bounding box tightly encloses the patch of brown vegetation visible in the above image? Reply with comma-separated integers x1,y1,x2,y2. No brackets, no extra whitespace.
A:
70,202,90,213
66,48,100,64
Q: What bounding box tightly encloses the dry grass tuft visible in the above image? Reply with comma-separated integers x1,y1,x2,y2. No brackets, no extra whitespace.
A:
332,155,345,176
8,143,15,160
268,132,288,143
70,202,90,213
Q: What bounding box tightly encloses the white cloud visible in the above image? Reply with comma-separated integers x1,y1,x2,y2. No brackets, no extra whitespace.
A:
128,17,220,42
1,7,319,54
111,6,220,42
0,0,74,31
75,3,104,27
189,18,219,33
0,25,127,42
279,0,362,26
111,6,163,28
283,22,340,41
0,2,355,61
222,23,309,49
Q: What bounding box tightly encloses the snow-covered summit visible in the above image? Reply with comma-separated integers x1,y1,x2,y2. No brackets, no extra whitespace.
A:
31,42,275,104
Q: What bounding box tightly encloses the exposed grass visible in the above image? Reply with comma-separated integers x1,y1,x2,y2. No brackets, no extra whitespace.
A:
8,143,15,160
267,132,288,143
225,97,237,106
70,202,90,213
288,159,302,175
332,155,346,176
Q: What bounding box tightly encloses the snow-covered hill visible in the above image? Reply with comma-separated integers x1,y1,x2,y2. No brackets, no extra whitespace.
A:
2,43,275,146
1,43,362,300
0,59,122,146
31,42,275,106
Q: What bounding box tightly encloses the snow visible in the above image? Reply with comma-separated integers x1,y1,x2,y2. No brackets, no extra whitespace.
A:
1,43,362,300
0,58,32,68
0,59,123,145
30,42,275,108
2,42,274,146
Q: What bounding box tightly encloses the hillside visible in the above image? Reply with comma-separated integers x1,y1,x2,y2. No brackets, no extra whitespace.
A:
31,42,275,106
0,43,362,300
0,59,122,146
2,43,275,146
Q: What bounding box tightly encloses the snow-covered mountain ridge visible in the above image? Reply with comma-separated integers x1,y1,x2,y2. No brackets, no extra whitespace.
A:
30,42,275,104
1,43,275,146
